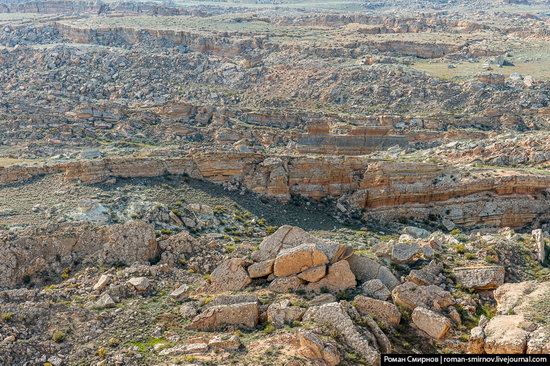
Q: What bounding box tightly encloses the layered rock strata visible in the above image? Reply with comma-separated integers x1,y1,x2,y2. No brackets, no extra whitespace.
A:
2,152,549,228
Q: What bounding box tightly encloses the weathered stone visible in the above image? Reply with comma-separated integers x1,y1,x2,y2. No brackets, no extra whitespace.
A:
454,266,505,290
391,242,422,264
297,265,326,282
392,281,454,311
346,254,400,290
403,226,430,239
205,293,258,308
298,330,340,366
309,293,337,306
484,315,529,354
527,327,550,354
170,284,190,301
532,229,547,265
406,260,442,286
303,302,380,366
347,254,379,281
93,274,111,291
377,266,401,290
158,230,196,266
102,221,159,266
273,243,329,277
412,307,452,340
127,277,149,292
93,293,115,309
267,300,306,327
494,281,537,314
208,335,241,351
361,279,391,300
247,259,274,278
468,326,485,353
479,281,550,354
354,295,401,325
269,276,304,293
306,260,356,293
252,225,349,265
179,303,198,320
253,225,318,262
187,302,259,331
208,257,251,293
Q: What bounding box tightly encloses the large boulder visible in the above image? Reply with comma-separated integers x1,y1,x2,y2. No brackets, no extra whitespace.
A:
474,281,550,354
454,266,505,290
252,225,317,262
353,296,401,325
247,259,274,278
306,260,356,293
273,243,329,277
298,265,326,282
406,260,442,286
158,231,196,265
303,302,380,366
208,258,252,293
402,226,430,239
346,254,400,290
484,315,529,353
412,307,451,340
269,276,305,293
187,302,259,331
392,281,454,311
297,331,340,366
361,279,391,301
391,242,422,264
253,225,352,264
0,220,159,288
267,300,306,327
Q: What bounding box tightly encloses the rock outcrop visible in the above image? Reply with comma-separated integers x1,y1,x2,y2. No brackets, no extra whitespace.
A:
2,153,549,229
0,220,158,288
454,266,505,290
187,301,260,331
412,307,452,340
469,281,550,354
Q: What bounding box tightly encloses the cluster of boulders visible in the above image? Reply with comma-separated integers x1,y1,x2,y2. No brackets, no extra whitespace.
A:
180,223,549,359
1,219,549,365
469,281,550,354
202,225,393,296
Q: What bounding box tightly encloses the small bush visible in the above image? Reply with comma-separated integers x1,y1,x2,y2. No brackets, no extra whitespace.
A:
454,243,466,254
1,312,14,322
96,346,107,359
52,330,65,343
450,228,461,236
263,322,275,334
108,337,120,347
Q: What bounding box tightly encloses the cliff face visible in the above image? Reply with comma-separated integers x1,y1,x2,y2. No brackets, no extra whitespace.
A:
55,21,267,57
2,153,548,229
0,220,159,288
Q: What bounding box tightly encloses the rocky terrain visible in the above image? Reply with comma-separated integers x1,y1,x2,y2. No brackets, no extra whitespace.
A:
0,0,549,365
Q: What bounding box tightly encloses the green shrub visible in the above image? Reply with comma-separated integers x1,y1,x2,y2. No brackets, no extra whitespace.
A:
52,330,65,343
1,312,14,321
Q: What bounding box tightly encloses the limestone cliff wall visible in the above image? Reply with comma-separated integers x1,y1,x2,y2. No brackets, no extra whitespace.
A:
55,22,267,57
1,152,548,228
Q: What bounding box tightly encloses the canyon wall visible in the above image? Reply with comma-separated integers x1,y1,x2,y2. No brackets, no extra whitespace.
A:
2,152,549,229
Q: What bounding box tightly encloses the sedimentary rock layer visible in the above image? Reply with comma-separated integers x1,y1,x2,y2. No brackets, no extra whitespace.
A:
2,152,548,228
